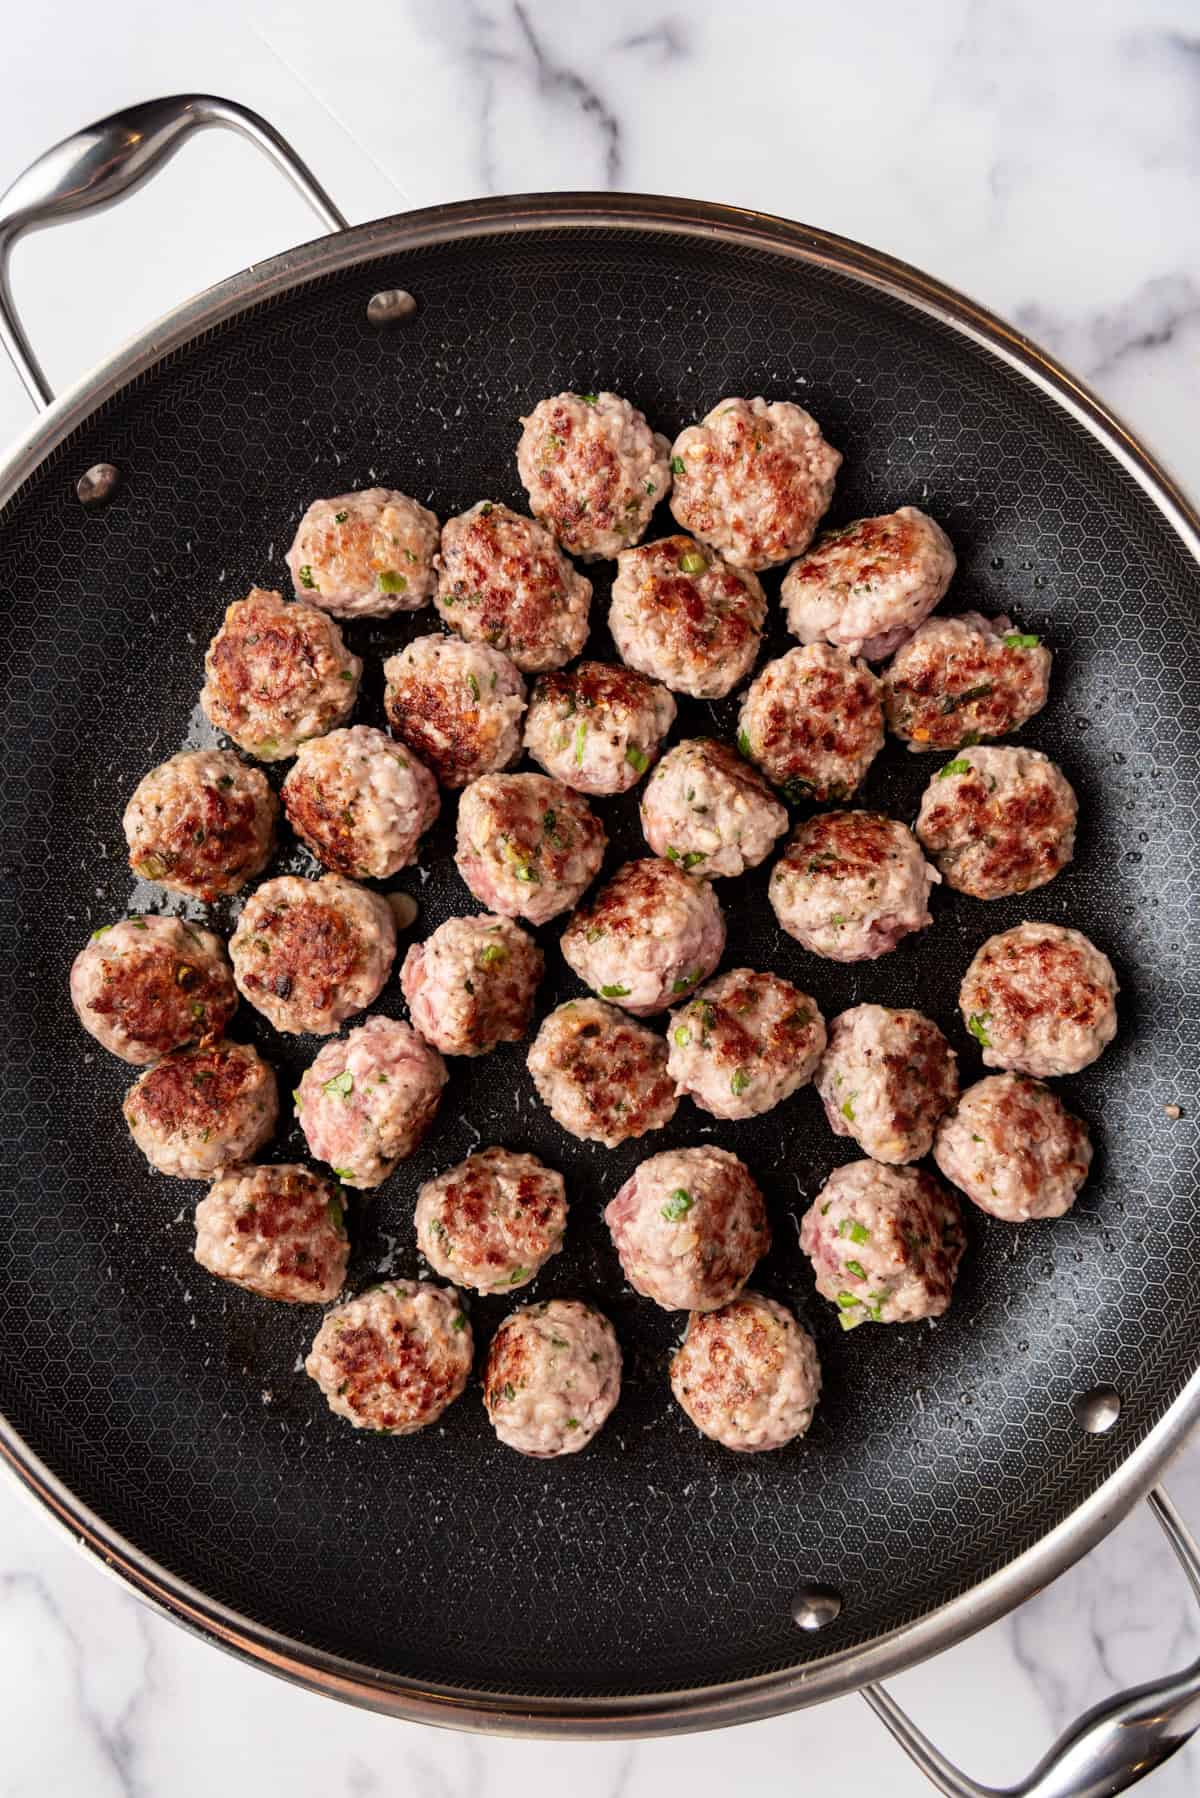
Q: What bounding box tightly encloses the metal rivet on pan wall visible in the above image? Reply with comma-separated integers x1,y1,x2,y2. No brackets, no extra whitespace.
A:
76,462,120,507
791,1582,843,1631
367,289,417,327
1072,1384,1122,1434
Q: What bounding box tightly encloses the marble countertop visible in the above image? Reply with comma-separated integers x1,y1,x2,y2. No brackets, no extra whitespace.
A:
2,2,1199,1792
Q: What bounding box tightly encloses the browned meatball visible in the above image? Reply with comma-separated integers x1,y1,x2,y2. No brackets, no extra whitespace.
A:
435,502,591,671
229,875,396,1035
415,1148,567,1294
958,922,1118,1077
199,588,361,760
883,614,1052,752
523,661,676,795
305,1282,472,1433
560,858,726,1015
194,1165,349,1303
123,750,278,901
122,1040,279,1180
70,916,237,1065
737,643,884,802
526,999,679,1147
609,535,766,698
916,746,1077,900
382,635,527,790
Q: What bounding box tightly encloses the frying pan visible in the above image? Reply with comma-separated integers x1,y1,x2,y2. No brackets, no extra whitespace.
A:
1,94,1199,1797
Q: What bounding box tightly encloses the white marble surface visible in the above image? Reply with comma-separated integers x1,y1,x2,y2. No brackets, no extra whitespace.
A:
2,1,1199,1792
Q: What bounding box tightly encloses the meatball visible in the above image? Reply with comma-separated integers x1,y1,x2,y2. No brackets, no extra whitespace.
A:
305,1281,471,1434
296,1015,446,1188
815,1005,958,1164
415,1148,566,1294
123,749,278,901
958,922,1118,1078
454,773,606,926
639,738,788,879
670,1293,821,1453
383,635,527,790
883,614,1052,752
285,488,439,618
122,1040,278,1180
516,391,672,560
401,914,543,1057
800,1160,965,1329
669,397,841,571
769,810,938,962
70,915,237,1065
523,661,677,795
605,1146,768,1312
609,534,766,699
281,726,439,879
935,1074,1093,1222
560,858,725,1016
194,1164,349,1303
667,969,826,1121
737,643,884,803
781,507,956,661
526,999,678,1147
229,874,396,1036
484,1299,621,1457
435,501,591,672
915,745,1077,901
199,587,361,761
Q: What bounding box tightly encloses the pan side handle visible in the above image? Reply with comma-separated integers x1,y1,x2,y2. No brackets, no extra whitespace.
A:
0,94,349,410
862,1485,1200,1798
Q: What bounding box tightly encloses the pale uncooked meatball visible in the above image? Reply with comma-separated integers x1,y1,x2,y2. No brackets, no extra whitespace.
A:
435,502,591,671
484,1299,621,1457
229,874,396,1036
605,1146,768,1312
781,508,956,660
769,810,938,962
415,1148,566,1294
560,858,725,1015
523,661,676,795
382,635,527,789
286,488,439,617
516,391,672,560
70,915,237,1065
800,1160,965,1329
305,1282,472,1433
194,1164,349,1302
609,535,766,699
639,738,788,878
883,614,1052,751
526,999,678,1147
123,749,278,901
282,726,440,880
668,970,826,1121
935,1074,1093,1222
295,1016,447,1188
455,773,606,925
916,745,1077,900
200,587,361,761
815,1005,958,1164
123,1040,278,1180
670,1293,821,1453
958,922,1118,1078
401,914,543,1057
669,397,841,571
737,642,884,802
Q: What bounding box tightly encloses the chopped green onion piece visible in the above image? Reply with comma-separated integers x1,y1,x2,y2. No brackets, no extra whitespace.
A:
834,1291,861,1310
661,1189,693,1221
334,510,348,524
624,744,648,774
90,924,112,940
574,720,587,765
1003,632,1040,649
323,1070,354,1099
678,550,708,575
730,1067,751,1097
297,564,316,589
841,1096,856,1121
466,672,481,701
838,1309,868,1332
377,569,408,594
737,728,752,758
579,392,598,405
671,971,699,994
938,757,972,778
600,983,630,998
508,1266,530,1285
673,1025,691,1048
479,942,508,967
129,917,148,931
967,1011,992,1047
844,1260,867,1281
327,1195,345,1232
453,1312,468,1331
332,1167,356,1182
670,455,686,475
514,862,540,883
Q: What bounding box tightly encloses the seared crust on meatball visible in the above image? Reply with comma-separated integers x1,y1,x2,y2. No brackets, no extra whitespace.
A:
668,969,826,1121
229,874,396,1036
455,773,606,925
123,1040,278,1180
935,1074,1093,1222
916,745,1077,900
769,810,938,962
516,391,672,560
286,488,439,618
605,1146,769,1312
782,507,956,660
560,858,726,1016
401,914,543,1057
671,1293,821,1453
123,750,278,901
200,587,361,761
305,1282,472,1433
484,1299,622,1457
609,534,766,699
526,999,678,1147
382,635,527,790
800,1160,965,1328
958,922,1118,1078
669,397,841,571
737,642,884,802
415,1148,566,1294
296,1016,447,1188
281,726,439,879
71,915,237,1065
194,1164,349,1302
524,661,677,795
640,738,788,878
816,1005,958,1164
435,502,591,671
884,614,1052,751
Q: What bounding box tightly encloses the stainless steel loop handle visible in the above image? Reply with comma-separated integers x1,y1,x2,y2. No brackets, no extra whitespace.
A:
0,93,349,409
864,1485,1200,1797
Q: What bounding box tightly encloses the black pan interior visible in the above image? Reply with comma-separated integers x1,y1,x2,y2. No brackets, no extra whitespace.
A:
0,225,1197,1703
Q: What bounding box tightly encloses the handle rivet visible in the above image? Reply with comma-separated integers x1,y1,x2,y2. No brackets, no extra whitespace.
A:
1072,1384,1122,1434
367,288,417,327
791,1582,843,1631
76,462,120,507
